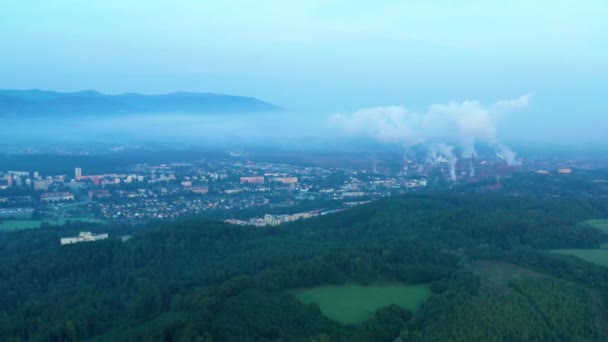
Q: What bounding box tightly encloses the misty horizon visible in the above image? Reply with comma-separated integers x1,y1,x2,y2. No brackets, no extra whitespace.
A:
1,2,608,341
2,1,607,150
1,88,605,153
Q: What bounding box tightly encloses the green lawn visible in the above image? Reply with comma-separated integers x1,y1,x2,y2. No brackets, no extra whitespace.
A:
0,218,104,231
579,219,608,233
290,283,431,324
551,248,608,267
549,220,608,267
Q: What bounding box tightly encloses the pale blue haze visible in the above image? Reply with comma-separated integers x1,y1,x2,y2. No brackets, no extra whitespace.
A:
1,1,607,142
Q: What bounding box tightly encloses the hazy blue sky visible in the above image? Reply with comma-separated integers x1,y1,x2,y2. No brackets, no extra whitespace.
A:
1,1,607,142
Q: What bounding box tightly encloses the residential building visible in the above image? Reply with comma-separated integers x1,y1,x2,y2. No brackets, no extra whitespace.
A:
60,232,109,245
41,191,74,202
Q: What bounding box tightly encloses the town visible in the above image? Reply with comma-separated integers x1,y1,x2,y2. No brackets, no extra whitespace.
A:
0,157,428,226
0,148,596,230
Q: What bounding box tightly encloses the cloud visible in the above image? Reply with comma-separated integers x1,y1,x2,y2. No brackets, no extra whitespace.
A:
329,95,531,165
494,94,532,110
328,105,423,144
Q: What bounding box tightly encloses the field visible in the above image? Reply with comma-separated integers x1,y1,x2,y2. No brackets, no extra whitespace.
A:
551,248,608,267
473,261,542,283
290,283,431,324
0,218,104,231
579,219,608,233
549,219,608,267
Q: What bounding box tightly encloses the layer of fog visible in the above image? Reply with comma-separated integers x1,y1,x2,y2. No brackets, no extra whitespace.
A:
0,111,330,148
1,93,605,159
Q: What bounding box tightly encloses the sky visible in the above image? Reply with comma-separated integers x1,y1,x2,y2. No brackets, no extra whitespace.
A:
1,0,607,143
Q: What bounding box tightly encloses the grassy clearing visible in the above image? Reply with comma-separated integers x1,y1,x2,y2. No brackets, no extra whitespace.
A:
579,219,608,233
290,283,431,325
551,249,608,268
473,261,542,283
472,261,544,295
0,218,104,231
549,222,608,267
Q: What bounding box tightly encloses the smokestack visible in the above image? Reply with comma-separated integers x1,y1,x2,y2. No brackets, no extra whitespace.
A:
449,163,456,181
469,159,475,178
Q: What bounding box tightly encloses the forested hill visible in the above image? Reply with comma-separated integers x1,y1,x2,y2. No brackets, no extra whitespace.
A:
0,89,280,116
2,193,608,341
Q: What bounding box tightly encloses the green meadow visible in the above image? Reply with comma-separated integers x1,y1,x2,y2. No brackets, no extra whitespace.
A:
0,218,104,231
551,248,608,267
549,219,608,267
290,283,431,325
579,219,608,233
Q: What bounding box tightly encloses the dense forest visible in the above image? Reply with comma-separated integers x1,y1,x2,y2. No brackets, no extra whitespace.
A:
1,192,608,341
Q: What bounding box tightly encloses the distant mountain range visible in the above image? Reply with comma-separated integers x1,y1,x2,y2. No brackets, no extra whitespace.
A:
0,89,280,116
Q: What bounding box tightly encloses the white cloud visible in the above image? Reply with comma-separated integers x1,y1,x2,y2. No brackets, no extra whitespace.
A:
329,95,531,165
328,105,423,144
494,94,532,109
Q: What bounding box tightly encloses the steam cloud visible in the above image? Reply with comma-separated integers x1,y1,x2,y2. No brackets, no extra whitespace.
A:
329,95,530,179
427,143,458,180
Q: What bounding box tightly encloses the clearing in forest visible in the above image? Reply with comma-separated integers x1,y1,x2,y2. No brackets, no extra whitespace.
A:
472,261,542,289
290,283,431,325
578,219,608,233
551,248,608,267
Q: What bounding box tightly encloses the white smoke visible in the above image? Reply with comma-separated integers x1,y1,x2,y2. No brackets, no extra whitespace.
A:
329,95,530,170
428,143,457,181
329,105,424,145
469,159,476,178
495,144,521,166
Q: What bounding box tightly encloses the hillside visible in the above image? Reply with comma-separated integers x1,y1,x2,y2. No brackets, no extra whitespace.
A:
0,89,280,116
1,193,608,341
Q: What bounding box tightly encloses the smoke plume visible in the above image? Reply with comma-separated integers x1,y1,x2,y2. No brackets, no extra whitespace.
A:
427,143,458,180
329,95,530,169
